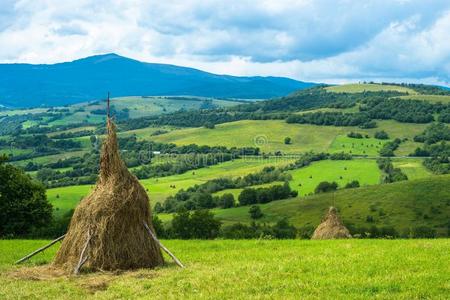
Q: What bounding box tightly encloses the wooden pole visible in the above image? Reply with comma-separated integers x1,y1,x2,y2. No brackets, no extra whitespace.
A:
15,234,66,264
74,230,91,275
107,92,110,118
143,222,184,268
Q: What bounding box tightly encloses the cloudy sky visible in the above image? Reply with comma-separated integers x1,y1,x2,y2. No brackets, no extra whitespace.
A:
1,0,449,85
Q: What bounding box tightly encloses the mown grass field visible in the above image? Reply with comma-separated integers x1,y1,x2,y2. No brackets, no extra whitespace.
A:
148,119,427,155
287,159,381,196
0,239,449,299
392,158,433,180
328,135,386,156
151,120,348,153
325,83,417,94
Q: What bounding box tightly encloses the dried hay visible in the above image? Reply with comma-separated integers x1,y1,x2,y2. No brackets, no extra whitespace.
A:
53,118,163,272
311,207,352,239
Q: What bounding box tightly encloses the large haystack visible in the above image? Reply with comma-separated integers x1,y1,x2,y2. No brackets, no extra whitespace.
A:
53,118,164,272
311,207,352,239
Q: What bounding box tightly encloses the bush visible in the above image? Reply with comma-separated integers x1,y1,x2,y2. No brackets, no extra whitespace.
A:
314,181,338,194
411,226,436,238
374,130,389,139
171,209,221,239
272,218,297,239
203,122,215,129
284,137,291,144
221,223,259,239
249,205,263,219
347,132,363,139
345,180,360,188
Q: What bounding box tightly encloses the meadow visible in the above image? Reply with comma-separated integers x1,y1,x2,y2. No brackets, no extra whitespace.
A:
0,239,448,299
157,175,450,235
148,119,428,155
47,157,297,217
328,135,386,156
398,94,450,103
325,83,417,94
287,159,381,196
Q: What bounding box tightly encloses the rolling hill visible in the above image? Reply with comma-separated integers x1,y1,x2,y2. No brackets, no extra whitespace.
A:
0,53,315,107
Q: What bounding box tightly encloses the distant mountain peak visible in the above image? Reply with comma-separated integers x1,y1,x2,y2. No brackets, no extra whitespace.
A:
0,54,317,107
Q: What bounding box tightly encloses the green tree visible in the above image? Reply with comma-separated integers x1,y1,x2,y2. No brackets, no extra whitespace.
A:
249,205,263,219
171,208,192,239
345,180,360,188
0,155,52,236
238,188,257,206
190,210,221,239
284,137,291,144
219,193,235,208
314,181,338,194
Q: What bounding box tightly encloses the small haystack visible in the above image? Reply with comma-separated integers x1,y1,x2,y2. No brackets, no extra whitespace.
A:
53,118,164,272
311,207,351,239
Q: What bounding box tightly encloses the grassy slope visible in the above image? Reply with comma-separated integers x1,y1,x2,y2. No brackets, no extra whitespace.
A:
151,120,348,153
329,135,387,156
149,119,427,155
287,159,381,196
325,83,417,94
211,175,450,234
0,239,449,299
47,157,296,217
392,158,433,180
399,94,450,103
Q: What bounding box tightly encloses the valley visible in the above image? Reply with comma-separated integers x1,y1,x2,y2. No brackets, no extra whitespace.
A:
1,83,449,239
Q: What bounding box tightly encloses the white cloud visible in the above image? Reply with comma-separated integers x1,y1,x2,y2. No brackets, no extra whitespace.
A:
0,0,449,85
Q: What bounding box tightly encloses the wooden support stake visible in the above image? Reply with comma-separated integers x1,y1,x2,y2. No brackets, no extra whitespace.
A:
15,234,66,264
143,222,184,268
74,230,91,275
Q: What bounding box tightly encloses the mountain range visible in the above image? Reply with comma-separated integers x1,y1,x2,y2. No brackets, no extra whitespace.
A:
0,53,316,107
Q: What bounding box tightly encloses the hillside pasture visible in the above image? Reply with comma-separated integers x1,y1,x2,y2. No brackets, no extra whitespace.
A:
325,83,417,94
398,94,450,103
328,135,386,156
213,175,450,234
47,157,297,217
148,119,429,155
287,159,381,196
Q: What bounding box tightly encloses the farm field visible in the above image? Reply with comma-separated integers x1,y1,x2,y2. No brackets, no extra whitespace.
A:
328,135,386,156
0,239,449,299
325,83,418,94
160,175,450,233
287,159,381,196
148,119,428,155
150,120,347,153
392,158,433,180
398,94,450,103
47,157,297,217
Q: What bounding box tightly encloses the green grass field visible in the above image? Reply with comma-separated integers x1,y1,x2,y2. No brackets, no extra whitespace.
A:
148,119,427,155
398,94,450,103
392,158,433,180
211,175,450,232
287,159,381,196
325,83,417,94
47,157,296,217
150,120,348,154
0,239,448,299
329,135,386,156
